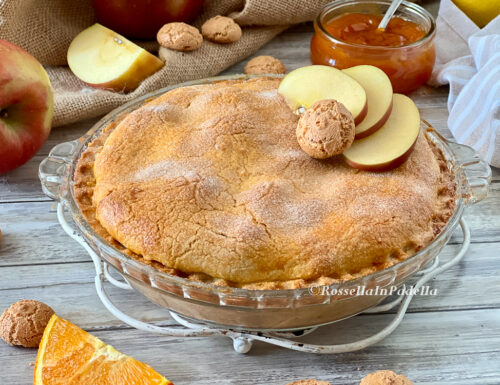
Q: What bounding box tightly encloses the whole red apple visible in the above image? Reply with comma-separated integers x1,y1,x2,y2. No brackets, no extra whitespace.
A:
0,40,53,174
92,0,205,39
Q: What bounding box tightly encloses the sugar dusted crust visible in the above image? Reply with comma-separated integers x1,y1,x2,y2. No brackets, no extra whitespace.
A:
73,78,456,290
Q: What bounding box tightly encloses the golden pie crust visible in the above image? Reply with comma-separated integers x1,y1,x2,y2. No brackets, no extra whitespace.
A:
74,78,456,290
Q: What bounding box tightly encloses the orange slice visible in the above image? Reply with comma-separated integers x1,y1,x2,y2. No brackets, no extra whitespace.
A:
34,315,172,385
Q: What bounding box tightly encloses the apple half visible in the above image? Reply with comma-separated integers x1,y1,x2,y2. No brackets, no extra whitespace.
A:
343,94,420,172
67,24,164,92
343,65,393,139
278,65,367,124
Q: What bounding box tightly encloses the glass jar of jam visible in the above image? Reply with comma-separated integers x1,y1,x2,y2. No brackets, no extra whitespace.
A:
311,0,436,94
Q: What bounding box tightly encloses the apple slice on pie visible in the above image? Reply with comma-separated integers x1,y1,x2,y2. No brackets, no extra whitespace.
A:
278,65,368,124
343,94,420,171
343,65,393,139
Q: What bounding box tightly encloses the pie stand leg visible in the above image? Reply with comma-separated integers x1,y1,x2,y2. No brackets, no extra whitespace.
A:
57,203,471,354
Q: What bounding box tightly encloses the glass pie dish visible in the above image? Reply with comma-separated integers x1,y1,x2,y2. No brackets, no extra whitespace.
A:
39,75,491,331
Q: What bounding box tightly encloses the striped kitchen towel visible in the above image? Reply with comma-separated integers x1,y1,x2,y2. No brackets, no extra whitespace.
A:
430,0,500,168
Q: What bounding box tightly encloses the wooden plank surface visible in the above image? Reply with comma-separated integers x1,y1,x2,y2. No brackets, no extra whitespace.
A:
1,17,500,385
1,241,500,333
1,193,498,270
1,310,499,385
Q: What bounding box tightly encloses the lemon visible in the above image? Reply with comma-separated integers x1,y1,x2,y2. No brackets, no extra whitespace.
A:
452,0,500,28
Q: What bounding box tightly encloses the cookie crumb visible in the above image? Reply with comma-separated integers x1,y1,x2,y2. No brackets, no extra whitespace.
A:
202,16,242,43
360,370,413,385
296,99,355,159
29,362,34,367
244,56,286,75
157,22,203,52
0,300,54,348
286,380,331,385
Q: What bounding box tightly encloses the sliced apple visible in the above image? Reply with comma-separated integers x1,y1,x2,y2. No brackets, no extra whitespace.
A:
343,94,420,172
343,65,393,139
67,23,164,92
278,65,367,124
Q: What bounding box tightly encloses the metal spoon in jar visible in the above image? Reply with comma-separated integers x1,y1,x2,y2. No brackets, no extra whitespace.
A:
377,0,404,30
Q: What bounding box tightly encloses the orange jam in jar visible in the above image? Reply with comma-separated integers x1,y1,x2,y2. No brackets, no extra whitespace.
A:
311,1,436,94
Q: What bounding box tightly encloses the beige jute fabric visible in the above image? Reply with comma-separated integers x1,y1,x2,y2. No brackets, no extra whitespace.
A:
0,0,330,127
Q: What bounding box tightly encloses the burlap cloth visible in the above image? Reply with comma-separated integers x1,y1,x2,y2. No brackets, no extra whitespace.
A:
0,0,330,127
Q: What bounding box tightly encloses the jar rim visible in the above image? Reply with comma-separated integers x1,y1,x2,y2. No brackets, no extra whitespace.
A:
314,0,436,51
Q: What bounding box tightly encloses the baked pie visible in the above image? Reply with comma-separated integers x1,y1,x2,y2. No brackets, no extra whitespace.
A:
74,77,456,290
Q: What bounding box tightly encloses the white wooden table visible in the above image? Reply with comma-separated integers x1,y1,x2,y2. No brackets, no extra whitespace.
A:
1,20,500,385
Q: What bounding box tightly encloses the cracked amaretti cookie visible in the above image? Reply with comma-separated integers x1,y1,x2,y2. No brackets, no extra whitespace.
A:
74,77,456,290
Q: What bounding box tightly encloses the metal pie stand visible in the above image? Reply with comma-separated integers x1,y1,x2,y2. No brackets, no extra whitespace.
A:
57,203,471,354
